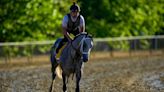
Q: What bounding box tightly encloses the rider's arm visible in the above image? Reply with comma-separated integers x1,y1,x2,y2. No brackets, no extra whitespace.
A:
62,27,72,42
62,15,72,42
79,15,85,32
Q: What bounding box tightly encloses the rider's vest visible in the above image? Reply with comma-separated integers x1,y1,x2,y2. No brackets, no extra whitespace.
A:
67,14,80,36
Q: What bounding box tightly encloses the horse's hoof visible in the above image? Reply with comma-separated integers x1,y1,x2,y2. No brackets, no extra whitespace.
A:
83,60,88,63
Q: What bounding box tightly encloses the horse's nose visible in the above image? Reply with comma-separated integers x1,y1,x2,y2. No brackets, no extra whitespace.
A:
82,54,88,62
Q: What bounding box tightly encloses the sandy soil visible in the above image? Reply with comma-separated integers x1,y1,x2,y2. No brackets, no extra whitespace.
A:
0,55,164,92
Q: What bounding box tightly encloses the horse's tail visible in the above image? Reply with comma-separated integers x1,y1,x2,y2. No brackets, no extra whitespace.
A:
56,65,62,79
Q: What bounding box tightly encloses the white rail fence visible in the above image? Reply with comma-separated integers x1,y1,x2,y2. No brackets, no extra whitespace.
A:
0,35,164,63
0,35,164,46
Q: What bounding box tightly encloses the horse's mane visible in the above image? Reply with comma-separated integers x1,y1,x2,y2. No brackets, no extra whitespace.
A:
73,32,93,41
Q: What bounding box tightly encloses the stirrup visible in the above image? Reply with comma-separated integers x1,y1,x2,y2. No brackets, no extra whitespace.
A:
56,57,60,61
54,54,60,63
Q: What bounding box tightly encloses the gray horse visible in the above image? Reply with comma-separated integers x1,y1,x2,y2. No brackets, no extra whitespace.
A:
50,32,93,92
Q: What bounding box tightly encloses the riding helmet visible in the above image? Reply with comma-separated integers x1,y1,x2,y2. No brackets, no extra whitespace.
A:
70,2,80,12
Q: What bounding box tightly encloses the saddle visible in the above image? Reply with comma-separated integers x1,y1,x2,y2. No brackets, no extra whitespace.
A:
56,43,67,60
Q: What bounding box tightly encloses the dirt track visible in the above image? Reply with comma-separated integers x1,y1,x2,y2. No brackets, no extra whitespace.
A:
0,55,164,92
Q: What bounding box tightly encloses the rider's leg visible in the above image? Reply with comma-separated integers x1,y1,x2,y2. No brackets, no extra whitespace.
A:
56,37,68,54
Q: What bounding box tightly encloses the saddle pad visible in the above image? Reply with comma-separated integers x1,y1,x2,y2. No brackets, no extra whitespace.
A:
56,43,67,59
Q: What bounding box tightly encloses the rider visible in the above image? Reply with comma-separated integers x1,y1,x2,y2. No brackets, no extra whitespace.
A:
55,2,85,54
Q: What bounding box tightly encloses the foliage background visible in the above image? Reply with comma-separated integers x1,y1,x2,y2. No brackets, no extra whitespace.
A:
0,0,164,42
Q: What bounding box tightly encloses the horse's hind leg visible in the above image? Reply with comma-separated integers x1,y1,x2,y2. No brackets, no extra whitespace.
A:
62,73,67,92
49,61,58,92
49,53,58,92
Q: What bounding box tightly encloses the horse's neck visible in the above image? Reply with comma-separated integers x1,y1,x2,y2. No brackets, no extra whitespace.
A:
72,36,84,47
62,43,76,59
63,39,82,60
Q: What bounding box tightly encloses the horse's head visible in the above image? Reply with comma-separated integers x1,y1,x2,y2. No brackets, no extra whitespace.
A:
72,32,93,62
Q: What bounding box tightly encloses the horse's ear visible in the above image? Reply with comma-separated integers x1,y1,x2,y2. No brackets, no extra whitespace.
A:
87,33,92,37
87,33,93,40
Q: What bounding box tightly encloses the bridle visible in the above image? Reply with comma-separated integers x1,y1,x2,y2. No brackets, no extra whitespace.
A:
70,34,87,55
70,34,92,78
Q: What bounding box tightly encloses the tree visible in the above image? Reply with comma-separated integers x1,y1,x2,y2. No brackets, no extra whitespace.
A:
79,0,164,37
0,0,71,42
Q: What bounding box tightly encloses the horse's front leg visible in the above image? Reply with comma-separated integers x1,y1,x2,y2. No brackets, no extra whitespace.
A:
62,72,67,92
76,70,81,92
49,64,56,92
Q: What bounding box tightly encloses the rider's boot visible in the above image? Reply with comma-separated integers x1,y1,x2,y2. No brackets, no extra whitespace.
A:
55,41,64,61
